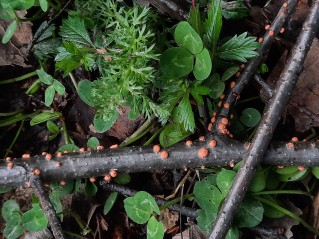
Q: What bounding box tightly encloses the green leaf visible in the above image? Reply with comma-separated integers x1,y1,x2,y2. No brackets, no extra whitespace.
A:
78,80,95,107
0,4,15,19
261,195,285,219
175,93,195,132
147,216,165,239
221,0,249,20
191,86,211,95
49,192,63,220
50,181,74,197
225,226,239,239
196,208,217,233
216,169,236,197
174,21,203,54
36,68,54,85
2,20,17,44
59,16,93,47
2,199,20,222
46,120,59,134
44,85,55,106
274,166,299,175
103,192,118,215
113,173,131,185
52,80,65,95
248,169,266,192
87,137,100,149
124,191,160,224
159,123,192,147
278,168,309,182
203,73,225,99
187,5,202,36
193,48,212,82
204,0,222,51
240,108,261,127
233,198,263,228
5,0,35,10
84,180,98,197
312,167,319,179
160,47,194,78
0,187,12,193
21,204,48,231
221,66,240,82
57,144,80,153
39,0,48,12
30,111,61,126
94,108,119,133
3,221,23,239
217,32,259,62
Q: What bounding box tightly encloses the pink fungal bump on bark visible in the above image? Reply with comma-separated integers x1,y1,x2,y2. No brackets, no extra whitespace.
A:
268,30,275,36
160,151,169,160
153,145,161,153
198,148,209,159
97,145,104,150
45,153,52,160
280,28,285,33
298,166,305,171
258,37,264,43
63,150,68,154
283,2,288,7
89,177,96,183
291,137,298,142
229,162,235,168
34,169,41,175
104,174,111,182
5,157,11,161
199,136,205,141
22,153,30,159
209,140,217,148
110,170,117,177
7,162,14,169
185,140,193,146
56,162,62,167
208,123,213,131
277,165,285,169
110,144,119,149
286,142,294,149
60,180,66,186
201,165,205,170
87,147,92,151
57,152,62,157
80,147,85,152
26,181,31,187
265,24,271,30
41,152,47,156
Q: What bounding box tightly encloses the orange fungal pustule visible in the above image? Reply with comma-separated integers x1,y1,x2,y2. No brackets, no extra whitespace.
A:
198,148,209,158
45,153,52,160
22,153,30,159
56,162,62,167
104,174,111,182
110,144,119,149
265,24,271,30
209,140,217,148
153,145,161,153
277,165,285,169
89,177,96,183
34,169,41,175
57,152,62,157
97,145,104,150
280,28,285,33
5,157,11,161
208,123,213,131
221,118,229,125
230,81,236,88
283,2,288,7
110,170,117,177
224,103,230,109
80,147,85,152
7,162,14,169
211,117,216,123
291,137,298,142
199,136,205,141
258,37,264,43
286,142,294,149
185,140,193,146
298,166,305,171
60,180,67,186
160,151,169,159
268,30,274,36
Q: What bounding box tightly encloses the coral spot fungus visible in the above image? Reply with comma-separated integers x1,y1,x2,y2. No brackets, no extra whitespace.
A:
209,140,217,148
110,170,117,177
198,148,209,158
153,145,161,153
160,151,169,159
45,154,52,160
22,154,30,159
185,140,193,146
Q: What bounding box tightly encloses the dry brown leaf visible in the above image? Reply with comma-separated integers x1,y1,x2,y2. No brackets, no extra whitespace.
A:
160,208,179,230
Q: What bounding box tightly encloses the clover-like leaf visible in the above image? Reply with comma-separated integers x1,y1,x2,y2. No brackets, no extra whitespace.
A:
44,85,55,106
2,20,17,44
94,108,119,133
3,221,23,239
233,198,263,228
21,204,48,231
193,48,212,82
216,169,236,197
103,192,118,215
87,137,100,149
147,216,165,239
203,73,225,99
2,199,20,222
240,108,261,127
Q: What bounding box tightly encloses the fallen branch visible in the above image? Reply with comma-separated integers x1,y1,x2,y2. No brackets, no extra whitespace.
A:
2,137,319,188
209,0,319,237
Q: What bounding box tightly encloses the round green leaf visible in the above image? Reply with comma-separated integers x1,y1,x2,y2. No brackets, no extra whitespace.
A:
46,120,59,134
147,216,165,239
312,167,319,179
78,80,95,107
226,226,239,239
274,166,299,175
221,66,240,82
248,169,266,192
49,192,63,220
36,68,54,85
124,191,160,224
278,168,309,182
52,80,65,95
39,0,48,11
203,73,225,99
44,85,55,106
113,173,131,185
160,47,194,78
240,108,261,127
84,180,97,197
3,222,23,239
2,20,17,44
57,144,80,153
87,137,100,149
21,205,48,231
174,21,203,54
216,169,236,197
50,181,74,197
193,48,212,81
261,195,285,219
94,108,119,133
2,199,20,222
103,192,118,215
234,198,263,228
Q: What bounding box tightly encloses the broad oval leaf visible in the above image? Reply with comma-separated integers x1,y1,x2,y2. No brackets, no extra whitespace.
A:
2,20,17,44
39,0,48,12
57,144,80,153
240,108,261,127
36,68,54,85
30,111,61,126
49,192,63,220
78,80,95,107
84,180,97,197
278,168,309,182
3,222,23,239
9,0,35,10
52,80,65,95
216,169,236,197
204,73,225,99
44,85,55,106
312,167,319,179
160,47,194,78
46,120,59,133
193,48,212,82
234,198,263,228
221,66,240,82
274,166,299,175
113,173,131,185
2,199,20,222
248,169,266,192
103,192,118,215
21,205,48,231
147,216,165,239
50,181,74,197
87,137,100,149
159,123,191,147
174,21,203,55
94,108,119,133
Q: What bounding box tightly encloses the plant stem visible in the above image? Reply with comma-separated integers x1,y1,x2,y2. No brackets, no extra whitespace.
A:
143,127,163,146
4,120,24,158
0,71,37,84
0,109,23,117
158,193,193,211
252,190,310,197
68,73,79,91
61,118,70,145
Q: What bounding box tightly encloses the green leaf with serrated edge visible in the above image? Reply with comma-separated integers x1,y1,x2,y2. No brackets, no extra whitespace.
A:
188,5,202,36
39,0,48,12
204,0,222,51
196,208,217,233
103,192,118,215
21,204,48,231
57,144,80,153
50,181,74,197
274,166,299,175
2,20,17,44
261,195,285,219
233,198,263,228
278,168,309,182
2,199,20,222
52,80,65,95
194,176,223,211
222,0,249,20
59,16,93,47
49,192,63,220
175,92,195,132
36,68,54,85
216,169,236,197
160,47,194,78
147,216,165,239
203,73,225,99
174,21,203,54
312,167,319,179
78,80,95,107
0,187,11,193
3,222,23,239
217,32,259,62
225,226,239,239
221,66,240,82
30,111,61,126
44,85,55,106
84,180,97,197
87,137,100,149
46,120,59,134
124,191,160,224
159,123,191,147
248,169,266,192
94,108,119,133
240,108,261,127
193,48,212,82
113,173,131,185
